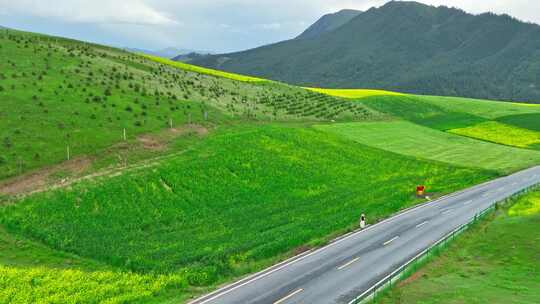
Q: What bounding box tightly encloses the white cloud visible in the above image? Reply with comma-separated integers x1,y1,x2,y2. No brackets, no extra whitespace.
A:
416,0,540,24
254,23,282,30
1,0,540,52
0,0,177,25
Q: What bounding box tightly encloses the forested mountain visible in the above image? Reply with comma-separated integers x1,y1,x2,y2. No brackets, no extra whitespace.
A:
192,1,540,103
296,9,361,39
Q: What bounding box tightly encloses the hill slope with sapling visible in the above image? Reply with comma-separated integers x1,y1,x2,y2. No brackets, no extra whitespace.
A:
0,28,375,183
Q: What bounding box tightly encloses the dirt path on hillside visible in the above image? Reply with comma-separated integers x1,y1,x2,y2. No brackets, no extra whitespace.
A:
0,124,209,198
0,157,92,196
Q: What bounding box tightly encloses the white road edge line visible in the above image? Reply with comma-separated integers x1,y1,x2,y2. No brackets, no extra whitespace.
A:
383,236,399,246
416,221,428,228
338,257,360,270
190,191,472,304
273,288,303,304
347,172,540,304
189,170,526,304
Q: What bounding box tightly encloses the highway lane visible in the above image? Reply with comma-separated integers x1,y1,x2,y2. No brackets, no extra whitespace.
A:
190,166,540,304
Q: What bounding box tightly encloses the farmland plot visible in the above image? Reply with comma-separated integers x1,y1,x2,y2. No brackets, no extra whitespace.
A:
315,121,540,173
0,125,493,300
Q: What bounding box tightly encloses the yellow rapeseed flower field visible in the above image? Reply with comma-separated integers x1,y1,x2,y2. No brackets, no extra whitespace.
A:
142,54,267,82
306,88,405,99
449,121,540,149
0,265,186,303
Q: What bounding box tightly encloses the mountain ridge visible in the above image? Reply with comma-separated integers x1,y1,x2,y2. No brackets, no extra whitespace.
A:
296,9,362,39
191,1,540,103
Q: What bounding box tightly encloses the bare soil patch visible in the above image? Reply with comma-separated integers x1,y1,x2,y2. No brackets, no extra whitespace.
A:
137,124,209,151
137,135,166,151
0,157,92,196
398,269,427,287
0,125,210,197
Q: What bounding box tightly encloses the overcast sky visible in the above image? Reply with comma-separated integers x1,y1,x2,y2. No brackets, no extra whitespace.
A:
1,0,539,53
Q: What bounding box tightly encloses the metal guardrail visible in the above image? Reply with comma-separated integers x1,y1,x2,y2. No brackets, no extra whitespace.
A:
350,185,536,304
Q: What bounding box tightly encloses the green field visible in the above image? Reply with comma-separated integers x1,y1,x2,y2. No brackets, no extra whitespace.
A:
315,121,540,173
359,95,540,131
449,121,540,149
0,125,494,302
496,113,540,132
0,227,186,304
358,95,488,130
414,95,540,119
375,188,540,304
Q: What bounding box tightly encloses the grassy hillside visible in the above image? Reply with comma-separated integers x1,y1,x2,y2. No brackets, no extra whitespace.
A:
315,121,540,173
413,95,540,120
375,188,540,304
0,28,375,182
192,1,540,102
0,125,494,302
357,95,540,130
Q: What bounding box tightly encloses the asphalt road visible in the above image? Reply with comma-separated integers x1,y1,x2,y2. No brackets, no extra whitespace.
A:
191,166,540,304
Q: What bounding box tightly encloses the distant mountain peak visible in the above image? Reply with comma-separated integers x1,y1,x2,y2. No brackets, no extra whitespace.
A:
382,0,426,7
336,9,362,14
296,9,362,39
